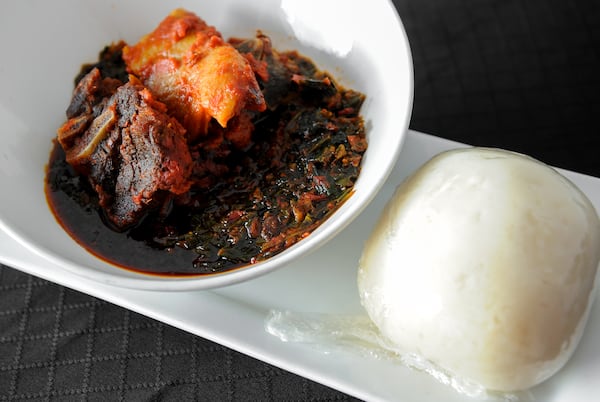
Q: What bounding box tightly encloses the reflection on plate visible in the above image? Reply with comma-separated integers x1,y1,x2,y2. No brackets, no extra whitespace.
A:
1,131,599,402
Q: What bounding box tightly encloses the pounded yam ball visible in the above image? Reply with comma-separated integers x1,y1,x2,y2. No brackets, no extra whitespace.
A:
357,147,600,392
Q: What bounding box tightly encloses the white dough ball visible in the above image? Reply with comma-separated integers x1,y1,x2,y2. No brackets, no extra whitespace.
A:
357,147,600,392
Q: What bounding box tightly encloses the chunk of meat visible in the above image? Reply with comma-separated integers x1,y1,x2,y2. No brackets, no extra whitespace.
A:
57,68,193,230
122,9,266,140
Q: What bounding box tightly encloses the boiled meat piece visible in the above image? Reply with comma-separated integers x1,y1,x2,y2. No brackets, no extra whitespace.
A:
57,68,193,230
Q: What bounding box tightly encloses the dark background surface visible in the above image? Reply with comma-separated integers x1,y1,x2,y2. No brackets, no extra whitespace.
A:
2,0,599,400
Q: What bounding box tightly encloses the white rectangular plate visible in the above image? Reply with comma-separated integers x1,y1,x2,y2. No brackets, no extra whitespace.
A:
2,130,599,402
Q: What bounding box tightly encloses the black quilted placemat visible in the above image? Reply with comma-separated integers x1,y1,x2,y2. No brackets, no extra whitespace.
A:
0,269,350,401
2,0,599,400
400,0,600,176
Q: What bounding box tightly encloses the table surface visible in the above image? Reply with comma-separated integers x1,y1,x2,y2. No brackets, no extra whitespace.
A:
2,0,599,400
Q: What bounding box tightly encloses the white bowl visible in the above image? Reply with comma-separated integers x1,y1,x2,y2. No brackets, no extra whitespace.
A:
0,0,413,290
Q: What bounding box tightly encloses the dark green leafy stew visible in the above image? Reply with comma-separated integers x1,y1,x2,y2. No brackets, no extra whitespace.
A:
45,25,366,276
